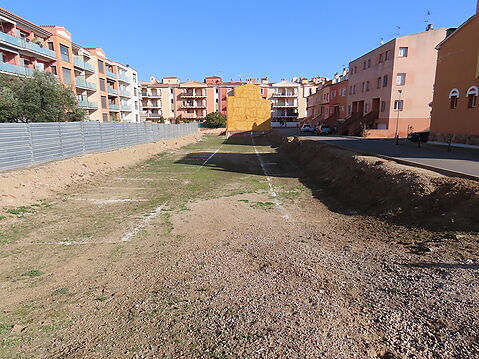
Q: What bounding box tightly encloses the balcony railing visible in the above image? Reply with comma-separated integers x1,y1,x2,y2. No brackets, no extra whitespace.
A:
75,78,96,90
147,113,163,117
106,70,117,79
0,32,56,59
109,104,119,111
181,93,206,98
118,73,129,82
120,105,132,111
77,100,98,109
107,87,118,95
147,102,162,108
0,62,35,76
181,103,206,108
273,103,296,108
73,56,94,72
272,92,297,97
119,89,131,97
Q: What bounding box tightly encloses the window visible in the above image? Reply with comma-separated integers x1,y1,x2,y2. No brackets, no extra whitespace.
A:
133,73,137,83
102,113,108,122
467,86,478,108
385,50,391,61
381,101,386,112
135,101,139,110
100,78,106,91
396,73,406,86
354,66,357,74
50,65,57,75
48,42,54,51
60,44,69,62
379,53,384,63
399,47,408,57
362,82,365,92
98,60,105,74
101,96,107,109
383,75,389,87
366,81,370,92
349,86,353,95
368,59,371,68
365,103,369,113
353,85,356,94
377,77,382,89
394,100,404,111
348,105,351,114
363,61,366,70
134,88,137,96
62,67,71,84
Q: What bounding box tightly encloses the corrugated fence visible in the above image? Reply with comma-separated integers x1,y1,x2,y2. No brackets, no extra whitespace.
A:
0,122,198,172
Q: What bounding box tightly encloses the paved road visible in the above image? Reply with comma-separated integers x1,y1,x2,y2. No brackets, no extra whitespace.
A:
277,129,479,179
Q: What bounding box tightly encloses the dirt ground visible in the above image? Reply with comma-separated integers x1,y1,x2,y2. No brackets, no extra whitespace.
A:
0,133,478,358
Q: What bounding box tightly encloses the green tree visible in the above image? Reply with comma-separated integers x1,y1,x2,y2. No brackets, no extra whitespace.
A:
0,71,87,122
204,112,226,128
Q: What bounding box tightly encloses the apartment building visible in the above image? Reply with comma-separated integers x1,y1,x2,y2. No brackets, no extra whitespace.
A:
0,8,56,77
0,8,139,123
343,27,449,137
430,1,479,146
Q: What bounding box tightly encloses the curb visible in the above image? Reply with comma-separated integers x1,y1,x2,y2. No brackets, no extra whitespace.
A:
297,138,479,182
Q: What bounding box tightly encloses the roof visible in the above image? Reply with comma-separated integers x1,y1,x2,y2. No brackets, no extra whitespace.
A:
435,15,475,49
163,76,179,79
179,80,207,88
272,80,300,87
0,8,52,37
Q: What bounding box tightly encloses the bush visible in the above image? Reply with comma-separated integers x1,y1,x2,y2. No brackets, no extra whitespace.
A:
204,112,226,128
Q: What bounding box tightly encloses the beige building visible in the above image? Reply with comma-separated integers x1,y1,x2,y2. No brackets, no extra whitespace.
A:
343,27,448,137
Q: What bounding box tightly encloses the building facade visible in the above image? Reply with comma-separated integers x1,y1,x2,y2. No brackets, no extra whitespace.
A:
430,2,479,146
140,76,319,125
0,8,139,122
344,27,448,137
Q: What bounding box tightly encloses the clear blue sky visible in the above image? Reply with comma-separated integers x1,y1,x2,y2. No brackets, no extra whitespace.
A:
1,0,475,82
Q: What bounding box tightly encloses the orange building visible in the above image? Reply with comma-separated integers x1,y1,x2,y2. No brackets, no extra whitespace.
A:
430,1,479,146
344,27,449,137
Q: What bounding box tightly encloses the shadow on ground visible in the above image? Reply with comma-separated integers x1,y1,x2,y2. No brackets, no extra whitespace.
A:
176,132,479,233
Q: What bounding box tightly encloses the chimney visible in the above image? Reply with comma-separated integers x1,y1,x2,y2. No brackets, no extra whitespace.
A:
426,24,434,31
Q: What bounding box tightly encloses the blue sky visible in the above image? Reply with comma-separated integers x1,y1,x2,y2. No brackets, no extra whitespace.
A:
1,0,476,82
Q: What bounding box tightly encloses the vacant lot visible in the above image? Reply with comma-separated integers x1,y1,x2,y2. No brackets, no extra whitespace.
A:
0,134,478,358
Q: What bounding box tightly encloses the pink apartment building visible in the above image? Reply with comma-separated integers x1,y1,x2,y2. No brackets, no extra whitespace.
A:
343,27,449,137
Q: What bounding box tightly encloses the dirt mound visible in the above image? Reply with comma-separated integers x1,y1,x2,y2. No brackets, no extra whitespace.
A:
279,138,479,231
0,133,202,208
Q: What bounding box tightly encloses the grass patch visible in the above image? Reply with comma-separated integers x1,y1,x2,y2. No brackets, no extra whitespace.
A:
95,296,108,302
251,201,275,211
0,216,6,221
6,206,37,216
52,288,69,296
238,199,249,203
21,270,44,278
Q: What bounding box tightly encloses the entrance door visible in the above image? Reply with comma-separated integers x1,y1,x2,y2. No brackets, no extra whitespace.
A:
358,101,365,114
372,98,380,113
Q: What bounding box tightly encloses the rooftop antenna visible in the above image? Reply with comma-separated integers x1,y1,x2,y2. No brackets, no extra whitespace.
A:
396,26,401,37
380,37,385,45
425,10,432,24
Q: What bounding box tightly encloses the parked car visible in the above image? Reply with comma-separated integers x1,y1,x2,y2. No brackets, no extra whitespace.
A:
407,131,429,143
300,124,315,133
315,125,332,135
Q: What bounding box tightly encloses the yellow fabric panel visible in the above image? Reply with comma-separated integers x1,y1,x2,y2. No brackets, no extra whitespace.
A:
227,84,272,132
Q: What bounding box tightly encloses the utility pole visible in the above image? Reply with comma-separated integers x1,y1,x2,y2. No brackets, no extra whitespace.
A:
395,89,403,145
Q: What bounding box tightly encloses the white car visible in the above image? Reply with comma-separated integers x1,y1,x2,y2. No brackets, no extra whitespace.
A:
300,124,315,133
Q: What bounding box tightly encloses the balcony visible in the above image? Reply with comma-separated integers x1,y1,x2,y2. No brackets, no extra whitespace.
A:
106,70,117,79
75,78,96,90
77,100,98,109
181,92,206,98
147,113,163,118
120,104,133,112
107,87,118,95
119,89,131,97
109,104,119,111
273,102,297,108
0,62,35,76
61,54,70,63
118,73,129,82
73,56,94,72
0,32,56,59
271,92,297,98
181,103,206,109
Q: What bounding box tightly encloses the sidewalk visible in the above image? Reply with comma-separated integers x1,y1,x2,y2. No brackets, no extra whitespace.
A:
303,135,479,179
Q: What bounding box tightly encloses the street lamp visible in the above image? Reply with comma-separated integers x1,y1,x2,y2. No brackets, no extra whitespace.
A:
395,89,403,145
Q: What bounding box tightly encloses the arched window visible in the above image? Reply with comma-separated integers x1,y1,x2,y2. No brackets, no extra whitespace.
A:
449,88,460,109
466,86,478,108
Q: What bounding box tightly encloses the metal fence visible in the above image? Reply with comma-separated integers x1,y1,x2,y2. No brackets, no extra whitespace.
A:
0,122,198,172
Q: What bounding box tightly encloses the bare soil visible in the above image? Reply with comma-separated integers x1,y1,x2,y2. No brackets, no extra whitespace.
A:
0,133,477,359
